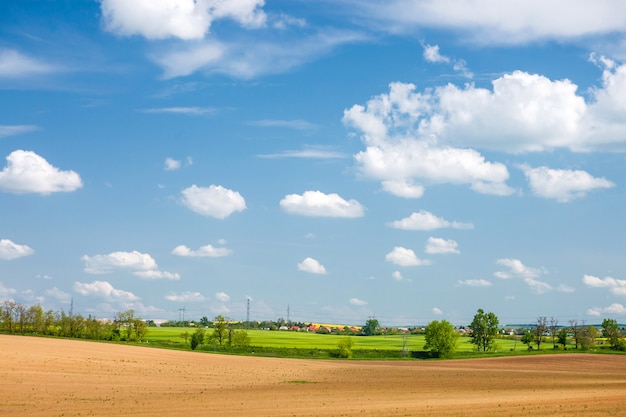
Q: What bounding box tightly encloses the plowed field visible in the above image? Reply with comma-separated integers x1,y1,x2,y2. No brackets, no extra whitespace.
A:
2,335,626,416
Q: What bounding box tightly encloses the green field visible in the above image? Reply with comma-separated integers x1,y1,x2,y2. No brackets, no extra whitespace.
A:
146,327,530,354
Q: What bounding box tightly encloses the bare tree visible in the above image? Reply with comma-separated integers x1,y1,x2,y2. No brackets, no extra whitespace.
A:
549,317,559,348
534,316,547,350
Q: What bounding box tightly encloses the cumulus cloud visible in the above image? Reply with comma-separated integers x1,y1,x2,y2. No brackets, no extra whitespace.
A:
423,44,449,63
0,281,16,298
297,257,327,275
588,303,626,317
215,291,230,302
280,190,364,218
495,258,553,294
521,165,614,202
164,157,181,171
392,270,411,283
381,180,424,198
458,279,492,287
0,49,60,78
82,250,179,280
100,0,266,40
45,287,71,303
0,125,39,138
353,1,626,45
82,251,157,274
349,298,367,306
385,247,430,267
388,210,473,231
172,244,232,257
425,237,459,254
583,274,626,296
73,280,139,301
0,239,34,260
165,291,206,302
181,184,246,219
133,270,181,280
0,150,82,194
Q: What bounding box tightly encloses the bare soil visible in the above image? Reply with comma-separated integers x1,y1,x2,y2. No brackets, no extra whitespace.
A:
2,335,626,417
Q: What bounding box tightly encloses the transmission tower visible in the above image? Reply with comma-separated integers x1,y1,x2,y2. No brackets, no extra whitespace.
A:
246,298,250,329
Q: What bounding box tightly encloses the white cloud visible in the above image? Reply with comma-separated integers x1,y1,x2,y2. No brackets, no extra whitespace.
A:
391,270,411,283
381,180,424,198
73,280,139,301
45,287,71,303
141,107,216,115
165,291,206,302
164,157,181,171
422,44,449,63
280,190,364,218
521,165,614,202
0,239,34,260
181,184,246,219
0,49,60,78
432,307,443,315
458,279,492,287
100,0,266,40
354,2,626,45
297,257,327,275
82,251,158,274
0,125,38,138
215,291,230,302
0,150,82,194
588,303,626,317
495,258,542,280
172,244,232,257
153,30,365,79
385,246,431,267
258,147,347,160
133,270,181,280
425,237,459,254
495,258,553,294
349,298,368,306
388,210,473,231
0,281,16,298
583,274,626,296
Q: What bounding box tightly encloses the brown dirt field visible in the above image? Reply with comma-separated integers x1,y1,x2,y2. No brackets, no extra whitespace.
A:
2,335,626,417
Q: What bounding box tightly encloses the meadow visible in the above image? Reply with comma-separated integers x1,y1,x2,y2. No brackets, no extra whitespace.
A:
148,326,535,357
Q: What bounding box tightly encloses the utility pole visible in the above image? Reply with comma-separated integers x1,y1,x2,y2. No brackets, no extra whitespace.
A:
287,304,290,325
246,298,250,329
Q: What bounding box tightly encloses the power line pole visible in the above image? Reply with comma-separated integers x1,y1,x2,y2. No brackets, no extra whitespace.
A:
287,304,290,325
246,298,250,329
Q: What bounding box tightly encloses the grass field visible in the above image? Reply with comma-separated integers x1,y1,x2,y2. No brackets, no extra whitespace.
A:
147,327,539,354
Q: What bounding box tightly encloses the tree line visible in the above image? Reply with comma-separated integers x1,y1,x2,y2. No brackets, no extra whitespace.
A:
422,309,626,358
0,300,147,342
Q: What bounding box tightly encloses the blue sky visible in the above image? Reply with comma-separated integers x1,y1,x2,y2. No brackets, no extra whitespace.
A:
2,1,626,326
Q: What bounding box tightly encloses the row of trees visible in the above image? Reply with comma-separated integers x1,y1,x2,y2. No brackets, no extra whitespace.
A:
188,315,250,350
0,300,147,342
422,309,626,358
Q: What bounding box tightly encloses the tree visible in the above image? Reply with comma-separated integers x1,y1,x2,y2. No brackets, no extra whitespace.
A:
549,317,559,348
424,320,458,358
557,328,569,349
569,320,580,349
362,318,381,336
469,309,499,352
231,329,250,347
601,318,623,350
579,325,597,350
337,337,353,358
208,315,228,346
190,328,205,350
534,316,547,350
521,331,534,350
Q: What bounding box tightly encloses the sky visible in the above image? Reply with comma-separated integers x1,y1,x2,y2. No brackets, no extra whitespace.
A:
2,1,626,326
